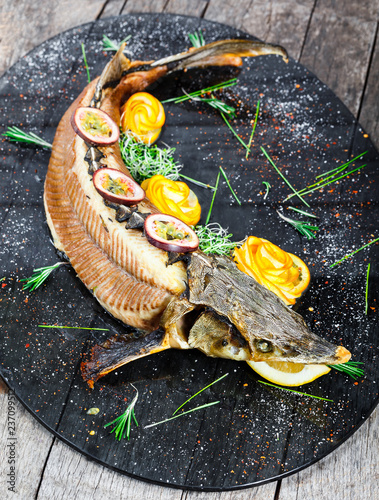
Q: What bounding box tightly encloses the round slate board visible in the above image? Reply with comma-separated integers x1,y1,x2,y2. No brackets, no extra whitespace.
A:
0,13,378,491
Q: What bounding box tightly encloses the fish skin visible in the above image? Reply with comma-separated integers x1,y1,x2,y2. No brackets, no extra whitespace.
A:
43,40,351,387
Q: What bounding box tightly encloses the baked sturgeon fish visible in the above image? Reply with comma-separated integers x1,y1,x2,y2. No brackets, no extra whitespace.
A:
43,39,351,387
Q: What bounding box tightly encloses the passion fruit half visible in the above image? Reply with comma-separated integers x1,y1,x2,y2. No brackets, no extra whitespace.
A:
93,168,145,206
144,214,199,253
71,106,120,146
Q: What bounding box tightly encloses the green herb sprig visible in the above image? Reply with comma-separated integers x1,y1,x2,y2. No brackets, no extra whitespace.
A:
144,401,220,429
261,146,310,207
246,100,260,159
3,126,52,149
81,43,91,83
262,181,271,199
21,262,67,291
276,210,319,239
188,29,205,48
330,237,379,268
220,111,250,151
195,223,242,255
219,166,241,205
104,385,139,440
258,380,333,402
38,325,109,331
102,34,131,52
328,361,364,380
161,79,238,105
205,171,221,224
365,263,371,315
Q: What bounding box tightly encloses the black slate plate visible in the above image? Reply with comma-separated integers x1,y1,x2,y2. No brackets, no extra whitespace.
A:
0,14,378,491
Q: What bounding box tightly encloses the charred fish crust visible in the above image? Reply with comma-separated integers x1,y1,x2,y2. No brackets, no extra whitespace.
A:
81,328,167,387
187,252,348,364
125,211,150,229
102,199,138,222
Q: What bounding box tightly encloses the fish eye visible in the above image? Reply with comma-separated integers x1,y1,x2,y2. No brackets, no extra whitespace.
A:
222,339,228,347
256,340,273,353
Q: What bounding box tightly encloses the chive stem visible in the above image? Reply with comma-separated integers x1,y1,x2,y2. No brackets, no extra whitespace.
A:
161,79,238,104
38,325,109,331
205,171,221,224
260,147,310,208
81,43,91,83
220,111,250,151
246,100,260,159
330,237,379,268
144,401,220,429
258,380,333,402
288,206,318,218
219,166,241,205
365,263,371,315
179,173,216,190
262,181,271,199
173,373,228,415
315,151,368,179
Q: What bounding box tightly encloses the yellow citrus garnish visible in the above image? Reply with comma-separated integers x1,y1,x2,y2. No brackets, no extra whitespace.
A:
247,360,331,386
233,236,310,305
121,92,165,144
141,175,201,226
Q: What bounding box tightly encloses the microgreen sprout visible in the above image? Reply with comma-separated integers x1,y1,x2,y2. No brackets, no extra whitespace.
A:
104,385,139,440
102,34,131,52
188,29,205,48
246,100,260,159
365,263,371,315
219,166,241,205
194,223,242,255
276,210,319,239
81,43,91,83
261,147,310,207
3,126,52,149
21,262,67,291
258,380,334,402
262,181,271,199
328,361,364,380
330,237,379,268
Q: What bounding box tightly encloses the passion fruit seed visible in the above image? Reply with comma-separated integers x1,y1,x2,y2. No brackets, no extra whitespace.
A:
71,106,120,146
82,111,112,137
144,214,199,253
155,221,190,241
102,175,132,196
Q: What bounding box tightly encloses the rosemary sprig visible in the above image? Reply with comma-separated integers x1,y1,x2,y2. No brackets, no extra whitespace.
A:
102,34,131,52
144,401,220,429
262,181,271,199
328,361,364,380
81,43,91,83
21,262,67,291
205,171,221,224
189,93,236,117
38,325,109,331
104,385,138,440
258,380,333,402
276,210,319,239
173,373,228,415
195,223,242,255
246,100,260,159
219,166,241,205
261,146,310,208
365,263,371,315
330,237,379,268
3,126,52,149
161,79,238,104
188,29,205,48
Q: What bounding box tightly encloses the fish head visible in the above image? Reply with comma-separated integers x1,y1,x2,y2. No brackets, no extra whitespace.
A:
186,252,350,365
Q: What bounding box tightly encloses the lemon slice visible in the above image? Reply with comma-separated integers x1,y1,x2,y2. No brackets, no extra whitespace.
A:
247,360,331,386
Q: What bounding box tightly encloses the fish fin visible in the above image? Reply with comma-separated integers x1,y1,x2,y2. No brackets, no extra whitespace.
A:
150,39,288,71
81,328,169,388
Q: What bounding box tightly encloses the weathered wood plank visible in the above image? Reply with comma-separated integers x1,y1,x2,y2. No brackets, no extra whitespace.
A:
204,0,252,30
0,391,54,498
184,483,277,500
359,27,379,150
0,0,107,77
165,0,208,17
300,0,378,117
278,407,379,499
100,0,127,19
35,438,184,500
122,0,167,14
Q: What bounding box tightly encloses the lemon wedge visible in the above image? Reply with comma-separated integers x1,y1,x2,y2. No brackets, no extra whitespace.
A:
247,360,331,386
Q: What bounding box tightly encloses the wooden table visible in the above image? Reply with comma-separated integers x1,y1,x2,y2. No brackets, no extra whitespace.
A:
0,1,378,498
